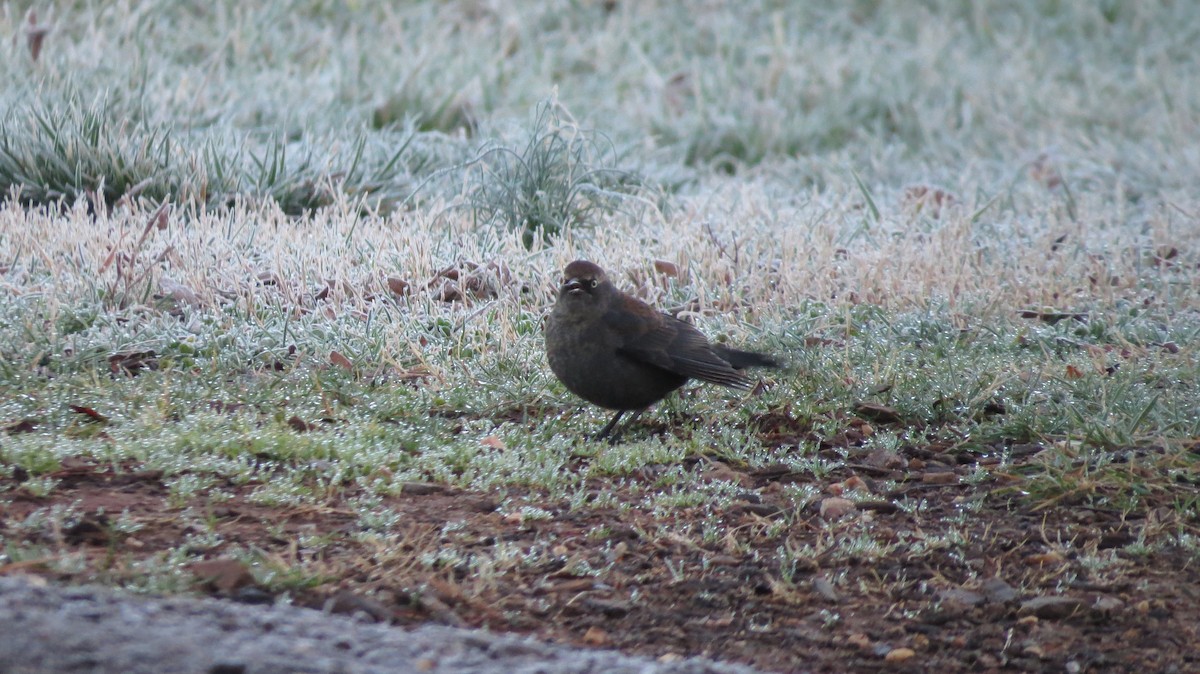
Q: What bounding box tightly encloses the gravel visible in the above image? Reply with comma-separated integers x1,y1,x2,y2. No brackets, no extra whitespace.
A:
0,577,760,674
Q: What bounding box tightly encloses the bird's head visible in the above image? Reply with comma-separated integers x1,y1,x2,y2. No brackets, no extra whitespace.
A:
558,260,609,300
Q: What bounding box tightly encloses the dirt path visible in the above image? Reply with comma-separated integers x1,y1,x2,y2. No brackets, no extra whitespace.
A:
0,576,757,674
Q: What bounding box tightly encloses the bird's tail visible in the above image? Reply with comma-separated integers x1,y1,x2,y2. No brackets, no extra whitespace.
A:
715,347,779,370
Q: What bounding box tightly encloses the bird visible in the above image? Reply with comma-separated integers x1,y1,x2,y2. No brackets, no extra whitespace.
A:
544,260,778,441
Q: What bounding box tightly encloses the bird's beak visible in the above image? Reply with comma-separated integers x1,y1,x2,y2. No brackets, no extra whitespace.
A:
562,277,586,294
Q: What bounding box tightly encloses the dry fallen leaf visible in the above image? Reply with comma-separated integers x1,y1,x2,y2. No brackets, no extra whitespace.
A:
190,557,255,594
25,11,51,62
653,259,680,277
921,471,959,485
1025,551,1066,566
109,351,159,377
432,279,463,302
864,448,906,470
1152,245,1178,267
480,435,506,450
3,419,39,434
160,276,200,308
846,633,873,650
287,416,317,432
1029,153,1063,189
1018,596,1086,620
902,185,957,217
69,405,109,423
387,276,411,295
330,351,353,370
427,260,509,302
819,497,857,519
853,401,901,424
582,626,610,646
840,475,872,493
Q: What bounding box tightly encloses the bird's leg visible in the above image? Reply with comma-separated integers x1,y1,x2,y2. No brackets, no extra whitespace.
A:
595,410,625,441
604,408,647,444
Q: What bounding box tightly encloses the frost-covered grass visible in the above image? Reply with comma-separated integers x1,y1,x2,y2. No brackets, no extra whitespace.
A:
1,0,1199,618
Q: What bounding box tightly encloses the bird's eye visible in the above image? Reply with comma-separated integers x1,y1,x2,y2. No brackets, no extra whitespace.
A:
589,279,598,288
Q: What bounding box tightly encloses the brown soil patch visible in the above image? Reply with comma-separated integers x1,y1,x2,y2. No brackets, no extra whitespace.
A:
3,437,1199,673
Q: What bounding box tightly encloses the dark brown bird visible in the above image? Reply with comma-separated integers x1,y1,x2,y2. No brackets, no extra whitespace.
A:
545,260,778,441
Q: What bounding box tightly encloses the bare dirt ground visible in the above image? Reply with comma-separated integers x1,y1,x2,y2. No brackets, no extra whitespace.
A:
3,422,1199,673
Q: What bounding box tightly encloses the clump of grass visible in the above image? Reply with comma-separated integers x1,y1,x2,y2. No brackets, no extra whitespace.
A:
372,80,478,137
0,91,449,215
0,92,181,209
464,99,654,248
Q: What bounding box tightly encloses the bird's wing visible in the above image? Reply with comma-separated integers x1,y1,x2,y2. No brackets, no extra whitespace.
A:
606,305,750,389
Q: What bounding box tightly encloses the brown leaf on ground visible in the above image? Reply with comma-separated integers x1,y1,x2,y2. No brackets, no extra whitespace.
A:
109,351,159,377
324,590,394,622
853,401,902,424
25,11,51,62
839,475,871,493
329,351,354,371
416,593,466,627
3,419,39,434
921,470,959,485
68,405,109,423
652,259,680,278
480,435,506,450
1153,246,1179,266
1018,595,1087,620
431,278,463,302
287,416,317,432
391,365,434,382
819,496,857,519
387,276,411,296
159,277,200,308
864,447,906,470
884,648,916,663
1029,153,1063,189
427,260,512,303
208,400,250,414
582,626,611,646
902,185,958,217
190,558,257,595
